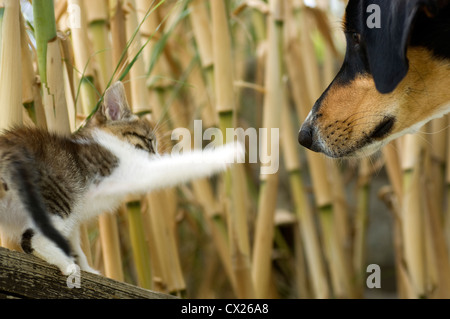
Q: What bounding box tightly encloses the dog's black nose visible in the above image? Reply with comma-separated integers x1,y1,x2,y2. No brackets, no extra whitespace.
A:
298,125,314,149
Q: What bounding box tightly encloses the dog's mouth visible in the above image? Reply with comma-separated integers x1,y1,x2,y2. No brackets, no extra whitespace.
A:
298,115,396,158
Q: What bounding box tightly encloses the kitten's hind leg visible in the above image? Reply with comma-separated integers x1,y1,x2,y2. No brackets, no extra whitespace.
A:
22,228,75,276
70,227,100,275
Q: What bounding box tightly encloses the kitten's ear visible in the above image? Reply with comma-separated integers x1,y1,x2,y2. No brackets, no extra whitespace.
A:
102,81,133,121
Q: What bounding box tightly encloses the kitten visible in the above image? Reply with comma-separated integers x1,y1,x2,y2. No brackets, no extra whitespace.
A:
0,81,243,275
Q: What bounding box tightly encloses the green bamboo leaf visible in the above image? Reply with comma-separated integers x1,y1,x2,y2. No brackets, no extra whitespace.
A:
32,0,56,84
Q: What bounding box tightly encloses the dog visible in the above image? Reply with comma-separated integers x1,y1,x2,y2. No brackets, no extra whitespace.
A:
298,0,450,158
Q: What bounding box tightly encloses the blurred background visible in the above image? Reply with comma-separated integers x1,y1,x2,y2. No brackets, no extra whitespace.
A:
0,0,449,299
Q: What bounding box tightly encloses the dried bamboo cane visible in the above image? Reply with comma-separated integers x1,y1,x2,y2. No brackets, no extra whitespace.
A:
98,213,124,281
126,200,153,289
128,0,188,294
81,0,125,281
68,0,97,115
401,134,427,298
187,0,217,127
84,0,112,92
445,117,450,256
185,1,238,292
284,7,330,299
109,0,131,98
280,75,327,298
381,142,412,297
0,4,4,57
288,65,330,299
422,130,450,298
56,2,98,267
175,53,239,292
211,0,254,299
292,5,354,298
108,0,154,288
0,0,23,250
430,117,447,207
383,142,403,200
353,158,371,297
34,0,71,134
251,0,285,299
125,0,159,290
20,13,47,129
0,0,22,129
124,0,149,113
154,1,240,295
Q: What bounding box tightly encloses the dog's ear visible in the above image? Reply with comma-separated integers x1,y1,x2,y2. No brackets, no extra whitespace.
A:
362,0,432,94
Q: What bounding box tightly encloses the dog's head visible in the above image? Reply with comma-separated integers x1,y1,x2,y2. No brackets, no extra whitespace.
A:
298,0,450,158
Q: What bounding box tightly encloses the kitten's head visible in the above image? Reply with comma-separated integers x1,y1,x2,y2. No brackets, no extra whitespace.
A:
85,81,157,154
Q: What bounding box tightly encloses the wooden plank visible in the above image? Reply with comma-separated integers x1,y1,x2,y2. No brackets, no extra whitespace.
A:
0,247,177,299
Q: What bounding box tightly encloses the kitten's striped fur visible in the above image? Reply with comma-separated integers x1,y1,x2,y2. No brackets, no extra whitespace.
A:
0,82,243,275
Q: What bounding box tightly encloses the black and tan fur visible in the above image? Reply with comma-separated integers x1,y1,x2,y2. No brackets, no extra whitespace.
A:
298,0,450,158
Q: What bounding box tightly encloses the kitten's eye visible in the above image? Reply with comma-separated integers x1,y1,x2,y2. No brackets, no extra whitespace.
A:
135,144,144,150
352,33,361,45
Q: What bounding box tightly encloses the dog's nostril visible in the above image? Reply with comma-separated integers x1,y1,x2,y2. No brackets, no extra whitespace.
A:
370,117,395,139
298,126,314,149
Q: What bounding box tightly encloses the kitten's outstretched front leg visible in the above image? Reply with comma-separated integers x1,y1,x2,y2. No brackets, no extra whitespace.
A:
91,136,245,198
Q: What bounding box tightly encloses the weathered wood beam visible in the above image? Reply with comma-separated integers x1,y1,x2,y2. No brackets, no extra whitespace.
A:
0,247,176,299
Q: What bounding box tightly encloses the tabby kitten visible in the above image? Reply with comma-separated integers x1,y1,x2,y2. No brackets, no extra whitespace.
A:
0,82,243,275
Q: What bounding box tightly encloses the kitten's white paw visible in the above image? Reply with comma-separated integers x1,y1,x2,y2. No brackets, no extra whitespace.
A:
62,262,79,276
222,141,245,164
234,142,246,163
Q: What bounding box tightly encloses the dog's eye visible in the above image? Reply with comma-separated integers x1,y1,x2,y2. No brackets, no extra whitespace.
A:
351,33,361,45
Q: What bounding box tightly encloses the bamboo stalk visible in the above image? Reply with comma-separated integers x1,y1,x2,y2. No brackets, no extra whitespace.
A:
0,4,4,56
142,191,184,293
81,0,125,281
109,0,131,98
211,0,254,299
383,141,403,200
0,0,22,129
33,0,71,134
280,73,329,298
131,1,189,294
85,0,112,93
445,117,450,258
124,0,150,113
188,0,216,114
123,0,157,290
126,200,153,289
430,117,447,206
401,134,427,298
422,133,450,298
353,158,371,297
288,5,355,298
293,223,311,298
20,13,47,129
33,0,55,86
98,214,124,281
68,0,98,115
109,0,155,288
0,0,22,250
177,8,238,293
251,0,284,299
